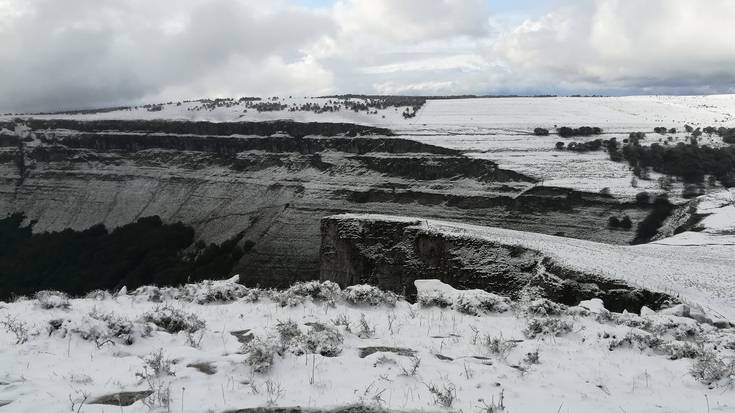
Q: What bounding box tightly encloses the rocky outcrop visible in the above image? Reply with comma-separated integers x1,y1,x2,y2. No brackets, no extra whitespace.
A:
1,120,660,292
24,119,394,138
319,215,676,312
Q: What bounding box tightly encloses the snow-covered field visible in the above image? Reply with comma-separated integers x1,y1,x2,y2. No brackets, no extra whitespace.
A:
6,94,734,197
1,279,733,413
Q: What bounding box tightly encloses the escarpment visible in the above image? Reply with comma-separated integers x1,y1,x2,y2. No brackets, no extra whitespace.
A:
319,215,676,313
0,120,664,294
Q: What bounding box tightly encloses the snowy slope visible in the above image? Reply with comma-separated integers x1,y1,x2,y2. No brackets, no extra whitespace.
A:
0,279,733,413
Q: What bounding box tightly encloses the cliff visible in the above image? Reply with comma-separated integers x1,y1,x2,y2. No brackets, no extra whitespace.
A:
0,120,662,292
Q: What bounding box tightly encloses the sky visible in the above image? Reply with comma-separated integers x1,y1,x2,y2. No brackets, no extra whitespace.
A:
1,0,735,112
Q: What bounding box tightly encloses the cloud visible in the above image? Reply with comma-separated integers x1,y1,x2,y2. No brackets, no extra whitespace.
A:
0,0,335,112
495,0,735,94
1,0,735,112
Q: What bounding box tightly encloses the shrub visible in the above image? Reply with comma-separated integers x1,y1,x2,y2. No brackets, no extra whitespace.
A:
608,331,663,352
343,284,398,306
417,289,452,308
142,305,205,334
303,324,344,357
555,141,565,150
273,281,341,306
84,290,112,301
1,315,29,344
180,278,258,304
275,319,303,352
425,381,456,408
244,336,280,373
483,334,517,359
35,290,70,310
523,298,566,317
533,128,550,136
453,291,510,315
690,350,734,385
356,314,375,339
523,318,573,339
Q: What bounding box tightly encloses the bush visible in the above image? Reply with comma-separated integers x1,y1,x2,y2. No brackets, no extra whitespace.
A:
417,289,452,308
533,128,550,136
555,141,565,150
142,305,205,334
343,284,398,306
275,319,303,352
35,290,70,310
303,324,344,357
453,291,510,315
178,277,258,304
690,350,734,385
244,336,280,374
557,126,602,137
523,298,566,317
523,318,573,339
273,281,341,306
483,334,517,359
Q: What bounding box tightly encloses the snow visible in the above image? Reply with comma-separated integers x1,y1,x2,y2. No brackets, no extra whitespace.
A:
7,94,734,196
0,279,733,413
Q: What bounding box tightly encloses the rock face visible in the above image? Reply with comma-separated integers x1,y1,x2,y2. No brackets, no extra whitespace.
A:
1,120,658,290
319,215,675,312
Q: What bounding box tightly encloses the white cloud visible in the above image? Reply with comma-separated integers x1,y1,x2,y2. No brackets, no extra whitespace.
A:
495,0,735,93
1,0,735,112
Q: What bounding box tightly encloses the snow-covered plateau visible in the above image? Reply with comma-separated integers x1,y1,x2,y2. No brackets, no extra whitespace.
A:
1,278,733,413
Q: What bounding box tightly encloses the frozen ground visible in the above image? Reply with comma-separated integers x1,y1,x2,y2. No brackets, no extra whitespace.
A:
0,279,733,413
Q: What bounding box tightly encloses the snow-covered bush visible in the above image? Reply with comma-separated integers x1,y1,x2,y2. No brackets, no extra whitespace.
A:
523,298,566,317
142,305,205,334
303,324,344,357
270,281,341,307
136,350,175,410
244,336,280,374
356,314,375,339
288,281,340,303
275,319,303,352
131,286,179,302
483,334,517,359
415,280,511,315
343,284,399,306
179,275,260,304
690,350,735,385
35,290,70,310
453,291,510,316
53,310,151,346
523,318,574,339
416,289,452,308
1,315,29,344
84,290,112,301
608,331,664,352
662,341,701,360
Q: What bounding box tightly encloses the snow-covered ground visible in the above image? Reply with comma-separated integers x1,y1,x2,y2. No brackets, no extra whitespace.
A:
6,94,733,197
1,279,733,413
